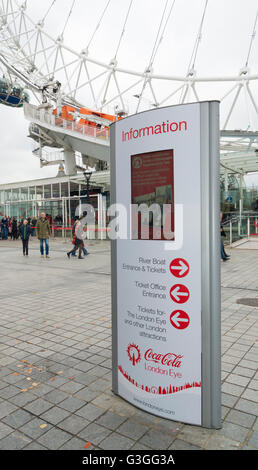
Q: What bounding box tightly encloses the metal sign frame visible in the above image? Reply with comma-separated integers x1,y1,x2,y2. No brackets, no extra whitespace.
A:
111,101,221,429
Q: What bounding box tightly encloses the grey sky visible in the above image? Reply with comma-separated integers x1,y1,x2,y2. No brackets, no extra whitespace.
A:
0,0,257,184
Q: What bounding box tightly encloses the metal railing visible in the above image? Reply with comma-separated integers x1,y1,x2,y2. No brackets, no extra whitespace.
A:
222,213,258,246
24,103,110,143
42,150,84,167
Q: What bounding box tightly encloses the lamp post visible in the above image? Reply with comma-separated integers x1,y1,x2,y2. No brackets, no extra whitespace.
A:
83,169,92,204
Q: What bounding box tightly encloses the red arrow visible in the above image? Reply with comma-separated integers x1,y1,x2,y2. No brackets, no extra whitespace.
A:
170,310,190,329
170,258,189,278
170,284,190,303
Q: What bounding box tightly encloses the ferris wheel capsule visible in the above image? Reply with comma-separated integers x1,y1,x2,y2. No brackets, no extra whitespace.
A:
0,77,30,108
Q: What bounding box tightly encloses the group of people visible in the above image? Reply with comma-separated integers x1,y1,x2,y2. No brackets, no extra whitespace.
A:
0,215,37,241
3,212,229,261
1,212,89,259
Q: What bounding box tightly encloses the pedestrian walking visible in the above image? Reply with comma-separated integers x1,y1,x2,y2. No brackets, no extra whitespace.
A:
11,217,18,240
19,218,31,256
31,217,37,236
220,212,230,262
35,212,51,258
70,218,89,257
67,219,84,259
8,218,12,238
1,215,8,239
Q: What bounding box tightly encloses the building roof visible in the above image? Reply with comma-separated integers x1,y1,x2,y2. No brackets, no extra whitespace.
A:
220,130,258,175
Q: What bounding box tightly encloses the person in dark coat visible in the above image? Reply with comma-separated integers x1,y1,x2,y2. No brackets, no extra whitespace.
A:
1,216,8,239
31,217,37,236
19,219,31,256
220,212,230,262
11,217,18,240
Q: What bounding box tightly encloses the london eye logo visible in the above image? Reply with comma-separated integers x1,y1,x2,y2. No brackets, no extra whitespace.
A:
127,343,141,366
132,156,142,169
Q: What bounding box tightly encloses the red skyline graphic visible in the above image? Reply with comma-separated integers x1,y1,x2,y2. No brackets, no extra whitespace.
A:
118,365,201,395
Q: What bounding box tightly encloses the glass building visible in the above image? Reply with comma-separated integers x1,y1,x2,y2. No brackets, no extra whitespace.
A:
1,167,258,242
0,170,110,237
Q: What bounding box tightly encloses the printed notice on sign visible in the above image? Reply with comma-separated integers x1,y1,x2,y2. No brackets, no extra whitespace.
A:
131,149,174,240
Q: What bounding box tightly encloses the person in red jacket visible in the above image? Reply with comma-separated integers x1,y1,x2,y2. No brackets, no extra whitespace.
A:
67,219,83,259
69,217,89,258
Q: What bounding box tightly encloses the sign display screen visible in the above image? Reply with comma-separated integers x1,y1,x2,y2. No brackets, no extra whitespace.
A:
131,149,174,240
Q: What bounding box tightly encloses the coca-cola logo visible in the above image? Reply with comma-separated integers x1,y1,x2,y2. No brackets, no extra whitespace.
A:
144,348,183,368
127,343,141,366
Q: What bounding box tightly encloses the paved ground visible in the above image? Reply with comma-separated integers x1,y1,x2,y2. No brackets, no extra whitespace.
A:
232,237,258,250
0,237,257,450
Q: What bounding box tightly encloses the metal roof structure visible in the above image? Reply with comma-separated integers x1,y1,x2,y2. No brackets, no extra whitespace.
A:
220,130,258,176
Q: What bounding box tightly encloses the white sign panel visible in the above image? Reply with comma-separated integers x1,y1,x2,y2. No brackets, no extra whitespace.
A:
111,102,221,427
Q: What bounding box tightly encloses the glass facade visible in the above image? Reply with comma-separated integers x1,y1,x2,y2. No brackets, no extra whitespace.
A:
0,176,105,237
220,173,258,217
1,170,257,244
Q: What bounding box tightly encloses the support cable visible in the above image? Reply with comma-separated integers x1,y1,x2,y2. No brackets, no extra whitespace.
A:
150,0,176,68
245,9,258,67
179,0,208,103
61,0,76,38
41,0,56,24
148,0,169,69
86,0,112,51
113,0,133,60
135,0,170,112
187,0,209,73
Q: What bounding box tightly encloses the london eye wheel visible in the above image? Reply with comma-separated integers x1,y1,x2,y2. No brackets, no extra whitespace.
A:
0,0,257,174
